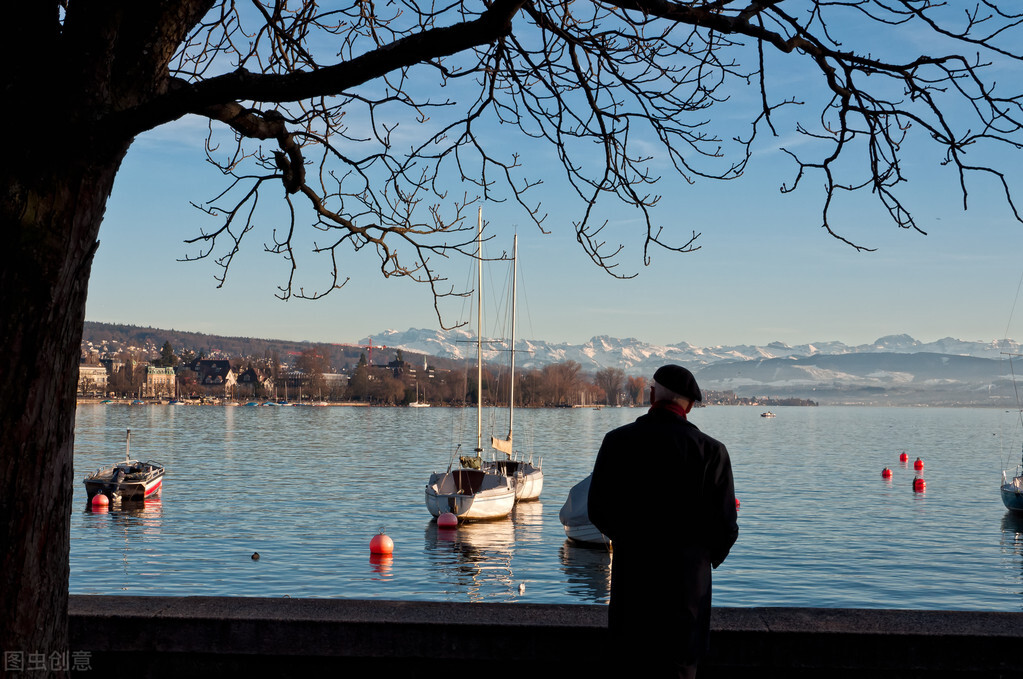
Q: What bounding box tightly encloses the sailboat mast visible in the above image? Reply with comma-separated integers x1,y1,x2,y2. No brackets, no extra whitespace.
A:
476,207,483,455
507,234,517,442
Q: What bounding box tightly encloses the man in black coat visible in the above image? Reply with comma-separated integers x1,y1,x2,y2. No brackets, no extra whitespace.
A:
588,364,738,678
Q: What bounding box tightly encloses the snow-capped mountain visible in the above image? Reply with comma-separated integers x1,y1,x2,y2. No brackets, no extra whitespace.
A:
364,328,1023,405
363,328,1022,372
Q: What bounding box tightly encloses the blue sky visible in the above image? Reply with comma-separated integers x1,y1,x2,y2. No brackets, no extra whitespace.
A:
84,15,1023,350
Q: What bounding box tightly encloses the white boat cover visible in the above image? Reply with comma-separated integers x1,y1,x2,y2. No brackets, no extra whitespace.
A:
559,475,594,528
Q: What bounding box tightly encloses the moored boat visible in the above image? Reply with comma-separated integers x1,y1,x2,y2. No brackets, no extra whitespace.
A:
425,209,515,522
426,467,516,520
558,475,610,547
1002,467,1023,512
483,233,543,502
1000,347,1023,513
84,428,165,502
409,380,431,407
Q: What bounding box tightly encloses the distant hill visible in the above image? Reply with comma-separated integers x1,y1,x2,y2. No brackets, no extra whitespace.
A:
82,321,1023,405
81,321,465,371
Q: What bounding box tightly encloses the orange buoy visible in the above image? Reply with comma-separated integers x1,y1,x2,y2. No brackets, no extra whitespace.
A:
90,494,109,507
370,531,394,555
437,512,458,528
913,457,924,471
912,477,926,492
899,452,908,463
881,467,892,479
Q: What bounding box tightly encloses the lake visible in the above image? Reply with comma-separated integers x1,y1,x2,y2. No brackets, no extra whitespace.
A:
71,404,1023,610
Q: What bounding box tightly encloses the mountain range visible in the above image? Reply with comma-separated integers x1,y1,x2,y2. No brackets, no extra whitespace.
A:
364,328,1023,406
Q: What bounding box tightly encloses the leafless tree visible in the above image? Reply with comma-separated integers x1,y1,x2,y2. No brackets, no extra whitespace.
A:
595,367,627,405
626,375,648,406
5,0,1023,662
542,361,585,404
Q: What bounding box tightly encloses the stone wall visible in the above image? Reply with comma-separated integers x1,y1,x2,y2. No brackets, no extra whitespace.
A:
69,596,1023,678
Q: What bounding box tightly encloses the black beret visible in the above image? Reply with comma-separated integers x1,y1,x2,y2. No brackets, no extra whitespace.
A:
653,364,702,402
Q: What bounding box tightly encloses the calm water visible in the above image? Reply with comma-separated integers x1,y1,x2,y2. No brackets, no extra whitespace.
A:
70,404,1023,610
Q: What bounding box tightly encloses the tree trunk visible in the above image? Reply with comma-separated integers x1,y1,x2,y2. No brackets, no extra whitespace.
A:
0,150,127,667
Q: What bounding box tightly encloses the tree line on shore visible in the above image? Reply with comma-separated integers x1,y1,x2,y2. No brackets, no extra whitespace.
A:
83,341,815,407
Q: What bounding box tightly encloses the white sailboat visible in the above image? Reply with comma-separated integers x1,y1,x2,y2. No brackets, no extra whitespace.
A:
485,234,543,501
409,380,431,408
425,209,516,521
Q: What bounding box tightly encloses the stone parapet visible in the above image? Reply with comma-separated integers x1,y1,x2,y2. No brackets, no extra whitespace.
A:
68,596,1023,677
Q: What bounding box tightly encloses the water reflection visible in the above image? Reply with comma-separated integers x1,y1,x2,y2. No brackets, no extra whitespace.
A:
1001,511,1023,555
82,495,164,585
369,553,394,577
559,541,611,602
511,501,544,533
82,495,163,524
424,519,516,601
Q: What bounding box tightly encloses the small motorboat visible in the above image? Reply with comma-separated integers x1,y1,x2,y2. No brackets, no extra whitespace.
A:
761,411,776,418
84,428,165,502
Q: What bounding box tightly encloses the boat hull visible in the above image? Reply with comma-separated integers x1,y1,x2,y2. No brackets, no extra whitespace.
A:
562,522,611,547
484,459,544,502
1002,483,1023,512
425,469,515,521
514,470,543,502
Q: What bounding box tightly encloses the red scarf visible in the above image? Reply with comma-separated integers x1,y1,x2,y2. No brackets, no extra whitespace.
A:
649,400,688,419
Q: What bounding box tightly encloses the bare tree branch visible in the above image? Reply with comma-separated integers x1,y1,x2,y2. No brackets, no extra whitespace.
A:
95,0,1023,319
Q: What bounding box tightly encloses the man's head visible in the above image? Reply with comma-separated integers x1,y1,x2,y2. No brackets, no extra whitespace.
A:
651,364,702,408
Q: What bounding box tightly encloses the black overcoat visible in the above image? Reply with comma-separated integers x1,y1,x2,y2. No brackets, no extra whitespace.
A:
588,407,738,670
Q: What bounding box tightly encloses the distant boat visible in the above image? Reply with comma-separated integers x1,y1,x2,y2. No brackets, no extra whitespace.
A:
761,411,776,418
409,380,431,408
83,428,165,503
425,209,515,521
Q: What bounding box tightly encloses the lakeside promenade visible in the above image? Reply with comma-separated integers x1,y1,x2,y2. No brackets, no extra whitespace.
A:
70,596,1023,677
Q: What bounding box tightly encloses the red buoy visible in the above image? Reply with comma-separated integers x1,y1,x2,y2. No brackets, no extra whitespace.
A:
913,477,926,492
899,452,908,463
90,494,109,507
370,531,394,555
914,457,924,471
881,467,892,479
437,512,458,528
735,498,740,511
